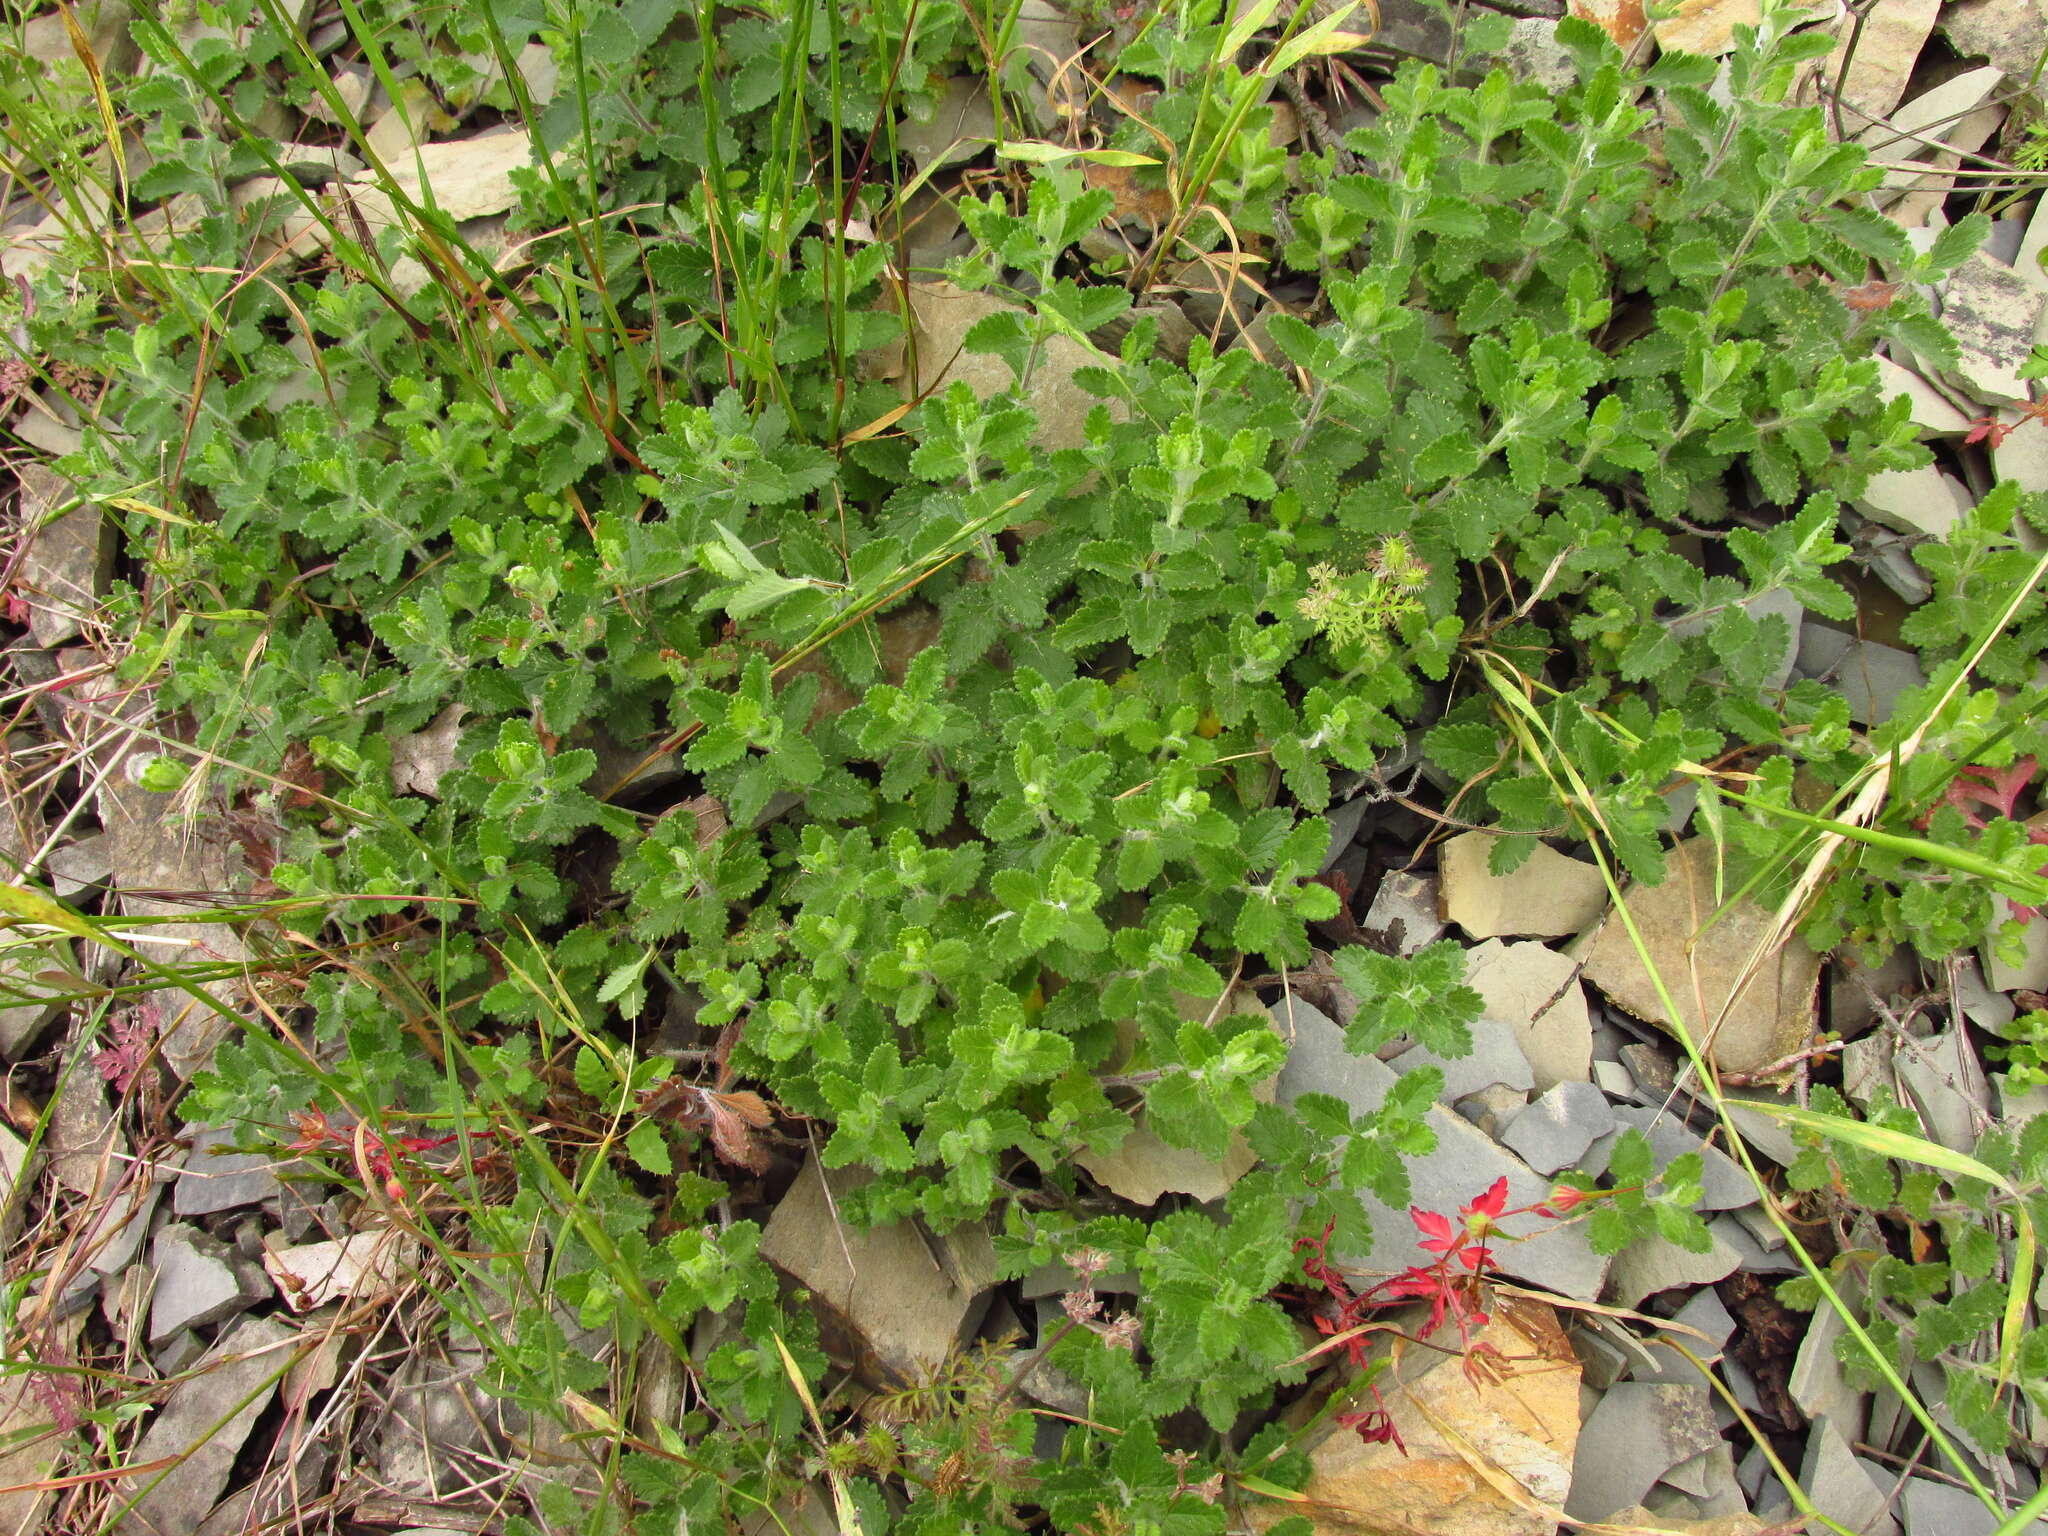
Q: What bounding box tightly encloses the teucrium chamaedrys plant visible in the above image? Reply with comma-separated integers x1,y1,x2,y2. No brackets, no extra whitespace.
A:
18,0,2046,1526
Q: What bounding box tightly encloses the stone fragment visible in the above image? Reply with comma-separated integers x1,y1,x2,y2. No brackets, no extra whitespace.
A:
1606,1509,1772,1535
0,947,68,1059
45,834,112,899
1499,17,1576,93
1273,996,1609,1298
1618,1041,1675,1100
1940,0,2048,82
119,1315,294,1528
1828,0,1937,121
1456,1081,1529,1137
353,124,535,225
1385,1014,1533,1104
1853,463,1972,541
0,1369,66,1536
1463,938,1594,1094
102,769,251,1080
1892,1028,1990,1154
1789,1280,1864,1437
1363,868,1445,954
1582,838,1820,1077
390,709,467,800
1652,0,1758,56
1075,1117,1254,1204
1593,1058,1635,1098
903,282,1121,453
0,1124,35,1245
1319,794,1371,873
1606,1222,1743,1309
15,466,113,647
1986,911,2048,992
1501,1080,1615,1174
1438,832,1607,940
1902,1475,2048,1535
1864,67,2006,213
1566,1381,1722,1522
1943,254,2047,405
49,1071,121,1196
1581,1107,1756,1211
149,1223,258,1343
1249,1299,1579,1536
759,1156,996,1386
1994,413,2048,493
1659,1442,1743,1512
1800,1418,1900,1536
1567,0,1647,50
79,1178,160,1278
1828,945,1917,1038
1636,1287,1738,1387
175,1123,282,1215
1871,353,1972,434
264,1232,416,1311
899,76,996,171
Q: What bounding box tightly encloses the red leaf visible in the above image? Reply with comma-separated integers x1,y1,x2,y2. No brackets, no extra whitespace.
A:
1410,1207,1456,1252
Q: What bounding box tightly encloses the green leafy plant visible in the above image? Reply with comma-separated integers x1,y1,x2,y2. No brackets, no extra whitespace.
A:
12,0,2048,1529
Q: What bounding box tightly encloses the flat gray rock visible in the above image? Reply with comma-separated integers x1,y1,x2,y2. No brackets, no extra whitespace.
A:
1666,586,1805,694
1903,1475,2048,1536
175,1124,282,1216
1796,625,1927,727
1801,1418,1900,1536
1361,869,1444,954
1501,1080,1614,1174
1892,1029,1990,1154
1635,1286,1738,1387
1944,252,2046,405
0,1125,35,1246
149,1223,256,1343
1853,463,1972,541
898,76,996,172
1565,1381,1721,1522
119,1317,295,1528
1606,1223,1743,1309
1384,1013,1533,1104
15,466,113,647
1986,911,2048,992
1318,795,1371,874
759,1155,997,1386
80,1178,159,1278
1273,996,1609,1299
1789,1280,1865,1437
45,834,111,899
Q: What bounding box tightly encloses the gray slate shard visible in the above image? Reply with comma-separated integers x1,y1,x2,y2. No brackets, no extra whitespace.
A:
1795,625,1927,726
1801,1418,1901,1536
1272,996,1609,1299
118,1315,295,1533
1383,1013,1534,1104
149,1223,258,1342
1636,1286,1738,1387
1500,1080,1615,1174
1565,1381,1721,1522
175,1124,283,1216
1902,1476,2048,1536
